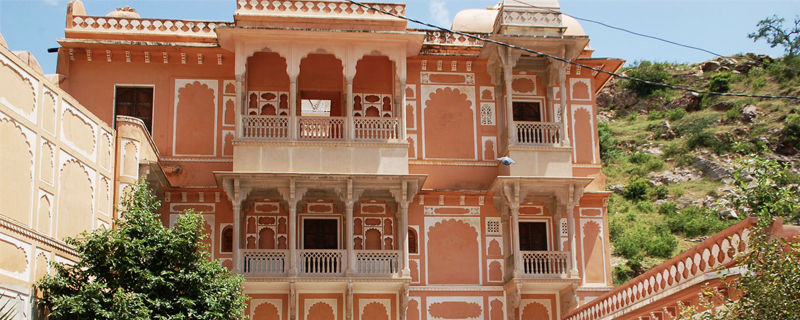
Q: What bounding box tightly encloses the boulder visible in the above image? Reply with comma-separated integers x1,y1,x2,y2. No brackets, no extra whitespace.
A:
608,184,624,195
659,121,677,139
710,101,735,111
692,157,731,181
701,61,721,73
719,58,737,68
719,209,739,220
740,104,758,123
664,93,700,112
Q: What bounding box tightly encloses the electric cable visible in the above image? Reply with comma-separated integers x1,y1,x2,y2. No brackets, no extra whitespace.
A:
344,0,800,100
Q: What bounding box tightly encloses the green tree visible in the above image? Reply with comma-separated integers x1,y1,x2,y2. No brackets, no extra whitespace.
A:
36,179,247,319
677,158,800,320
748,15,800,58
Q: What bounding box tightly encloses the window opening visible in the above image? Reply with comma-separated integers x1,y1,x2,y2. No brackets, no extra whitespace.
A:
115,87,154,133
408,228,418,254
303,219,338,249
519,221,548,251
301,99,332,117
221,227,233,253
512,101,542,122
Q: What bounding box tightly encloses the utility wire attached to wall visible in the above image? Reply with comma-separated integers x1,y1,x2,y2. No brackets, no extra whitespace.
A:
344,0,800,100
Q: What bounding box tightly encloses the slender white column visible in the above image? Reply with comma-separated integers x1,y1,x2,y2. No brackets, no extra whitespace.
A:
346,76,355,141
235,74,244,139
399,201,410,276
397,78,407,141
345,200,355,276
566,205,579,277
500,209,511,281
232,202,242,274
511,203,523,277
504,64,515,146
288,199,299,276
289,75,298,140
559,67,570,146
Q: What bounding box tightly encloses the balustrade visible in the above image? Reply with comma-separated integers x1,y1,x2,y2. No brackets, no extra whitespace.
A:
243,115,289,139
520,251,569,276
356,250,399,275
298,116,346,140
515,121,561,145
242,249,287,276
354,118,399,140
298,249,346,276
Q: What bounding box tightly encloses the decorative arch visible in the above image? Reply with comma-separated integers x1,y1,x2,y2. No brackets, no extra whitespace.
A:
427,219,480,284
57,160,94,239
0,118,34,226
253,301,281,320
423,87,475,160
408,228,418,254
361,301,389,320
221,226,233,253
307,301,335,320
521,301,549,320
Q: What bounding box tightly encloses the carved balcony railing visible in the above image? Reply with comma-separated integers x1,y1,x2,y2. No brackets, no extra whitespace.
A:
69,16,231,37
236,0,405,18
354,118,399,141
298,249,346,276
356,250,399,275
298,116,346,140
243,115,289,139
521,251,569,276
242,249,287,276
515,121,561,145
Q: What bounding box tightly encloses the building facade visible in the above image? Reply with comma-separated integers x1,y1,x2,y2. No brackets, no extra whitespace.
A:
0,1,625,319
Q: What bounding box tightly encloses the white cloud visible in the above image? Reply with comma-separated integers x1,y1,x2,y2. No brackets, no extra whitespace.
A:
429,1,451,27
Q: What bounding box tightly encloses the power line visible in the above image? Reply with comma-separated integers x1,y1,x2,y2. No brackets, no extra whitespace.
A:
510,0,800,73
344,0,800,100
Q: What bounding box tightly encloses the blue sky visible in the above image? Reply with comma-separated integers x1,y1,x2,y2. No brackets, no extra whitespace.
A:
0,0,797,74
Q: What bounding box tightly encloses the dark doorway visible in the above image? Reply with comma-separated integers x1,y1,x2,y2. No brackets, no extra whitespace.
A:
519,221,548,251
115,87,154,133
303,219,338,249
512,101,542,122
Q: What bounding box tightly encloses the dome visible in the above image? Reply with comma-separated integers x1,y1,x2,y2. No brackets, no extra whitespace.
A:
107,6,140,19
562,14,585,36
451,9,499,33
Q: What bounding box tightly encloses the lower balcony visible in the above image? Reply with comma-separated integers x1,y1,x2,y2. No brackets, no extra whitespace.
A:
241,249,400,278
507,251,571,279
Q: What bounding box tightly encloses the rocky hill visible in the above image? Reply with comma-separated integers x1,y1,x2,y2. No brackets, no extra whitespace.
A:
597,54,800,284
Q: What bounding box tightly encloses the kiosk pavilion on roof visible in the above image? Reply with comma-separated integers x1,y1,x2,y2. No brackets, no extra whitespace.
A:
0,0,629,319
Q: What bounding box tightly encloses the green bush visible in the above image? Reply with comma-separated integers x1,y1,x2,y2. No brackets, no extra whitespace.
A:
658,202,679,216
623,178,650,201
648,110,665,120
636,201,655,213
726,108,741,122
598,122,620,162
646,158,666,172
709,72,733,93
650,185,669,200
628,152,652,164
784,114,800,146
666,108,687,121
623,61,673,97
666,205,734,238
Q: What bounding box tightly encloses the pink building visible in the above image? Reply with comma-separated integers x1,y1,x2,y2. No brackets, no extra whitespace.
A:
0,1,625,319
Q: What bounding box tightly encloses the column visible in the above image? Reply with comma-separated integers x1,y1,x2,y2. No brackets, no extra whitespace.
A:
566,205,579,277
397,78,407,141
345,200,356,276
511,203,522,277
232,202,242,274
346,76,355,141
546,84,555,123
504,62,515,146
289,75,298,140
398,201,410,276
558,66,570,146
500,208,511,281
235,74,244,139
288,198,299,276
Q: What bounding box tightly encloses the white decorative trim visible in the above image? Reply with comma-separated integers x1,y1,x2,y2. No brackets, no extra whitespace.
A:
0,232,32,281
511,74,538,96
569,78,593,101
580,218,608,286
420,72,475,85
424,206,480,215
172,79,218,157
480,103,496,126
485,218,501,235
426,296,484,320
570,104,596,163
409,286,504,292
160,157,233,163
520,299,552,319
250,299,282,319
169,203,216,213
409,160,497,167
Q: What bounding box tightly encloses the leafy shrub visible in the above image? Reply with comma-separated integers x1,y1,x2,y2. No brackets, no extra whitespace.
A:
623,178,650,201
647,233,678,258
658,202,679,216
637,201,655,213
709,72,733,93
598,122,620,162
662,144,679,158
628,152,652,164
646,158,666,172
666,205,733,238
648,110,665,120
666,108,687,121
784,114,800,146
623,61,673,97
726,108,741,122
650,185,669,200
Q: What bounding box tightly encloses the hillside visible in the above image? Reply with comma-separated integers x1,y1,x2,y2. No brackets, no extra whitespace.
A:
598,54,800,285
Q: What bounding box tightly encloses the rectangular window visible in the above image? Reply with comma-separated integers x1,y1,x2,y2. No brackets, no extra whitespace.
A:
303,219,338,249
300,99,332,117
512,101,542,122
519,221,548,251
115,87,154,133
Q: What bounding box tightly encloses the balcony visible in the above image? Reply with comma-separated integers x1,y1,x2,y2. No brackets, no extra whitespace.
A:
242,116,400,141
498,121,572,177
514,121,561,145
507,251,570,279
241,249,401,278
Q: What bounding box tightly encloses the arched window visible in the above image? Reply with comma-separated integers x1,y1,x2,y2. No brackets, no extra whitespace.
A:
408,228,418,254
221,226,233,253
